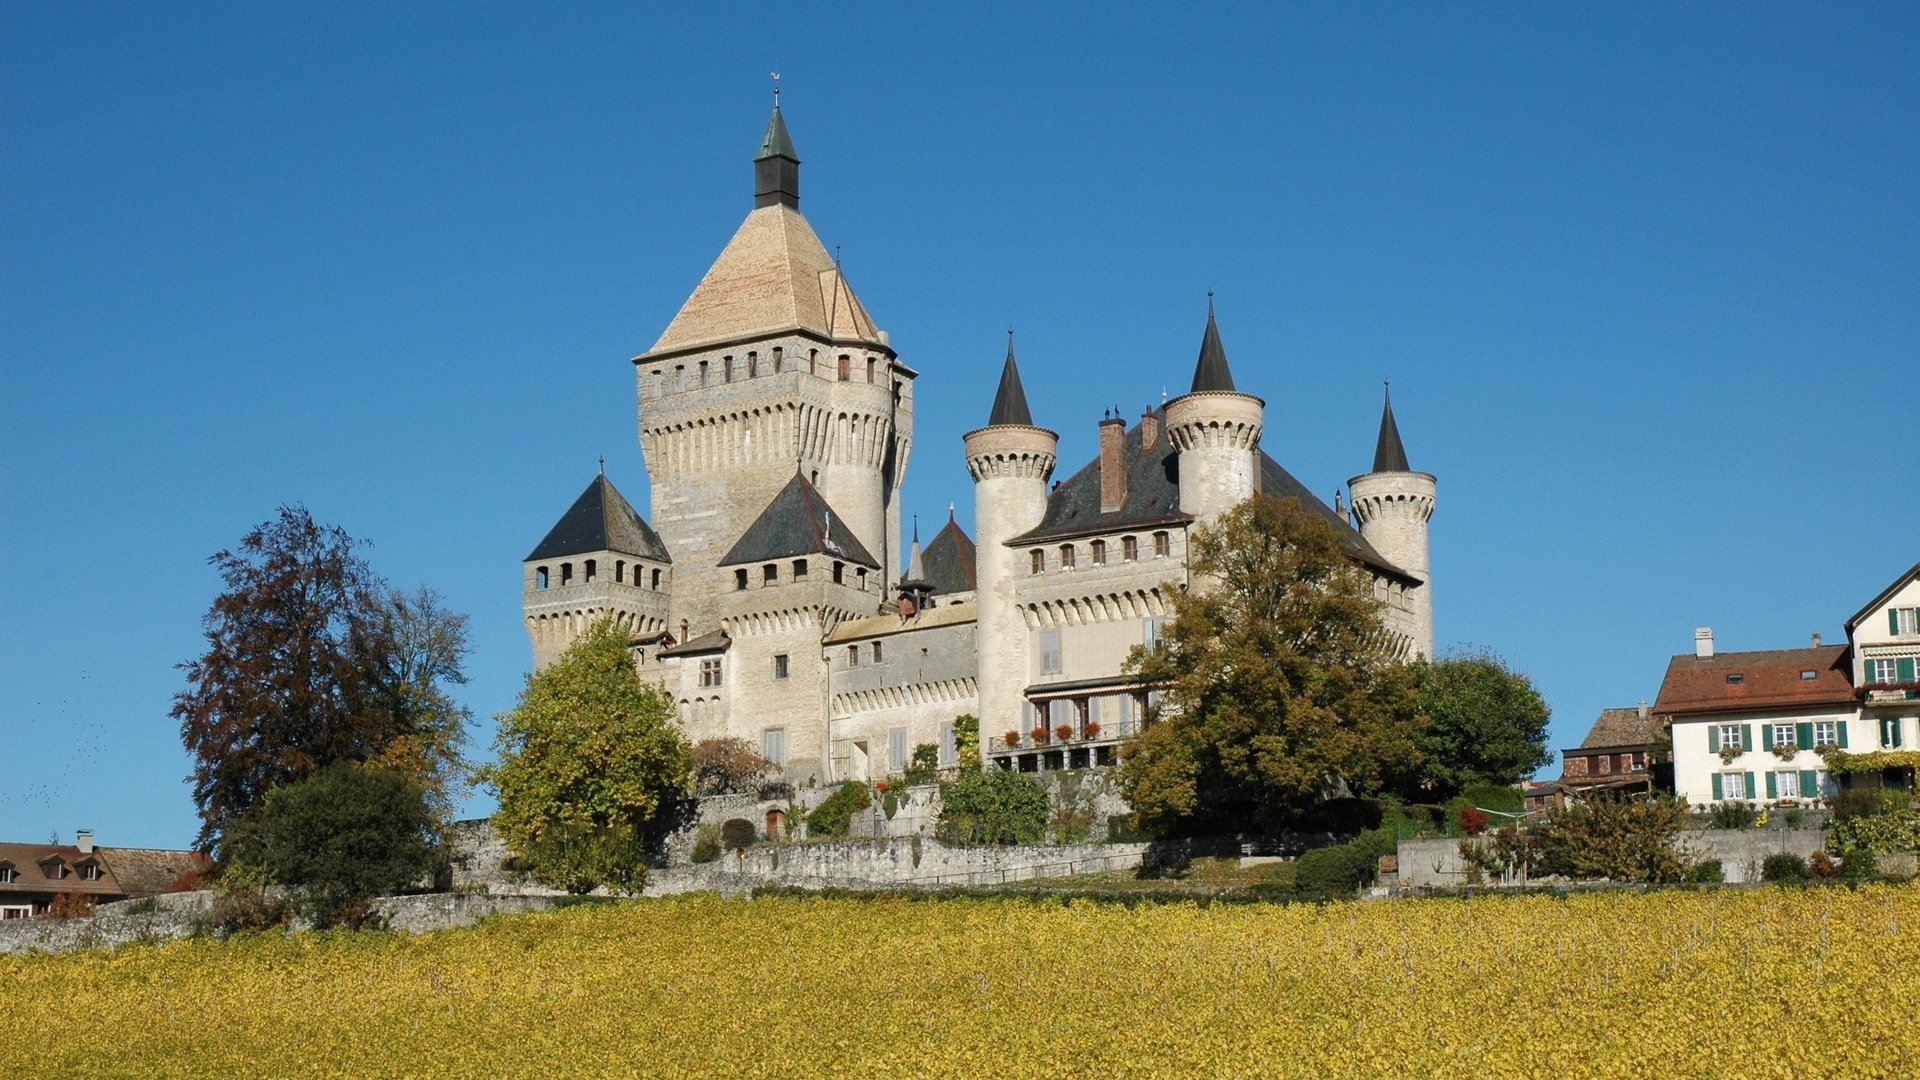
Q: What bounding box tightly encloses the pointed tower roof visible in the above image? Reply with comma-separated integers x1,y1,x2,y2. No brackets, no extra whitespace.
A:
526,474,672,563
1371,385,1411,472
987,335,1035,427
720,471,880,568
1189,297,1237,393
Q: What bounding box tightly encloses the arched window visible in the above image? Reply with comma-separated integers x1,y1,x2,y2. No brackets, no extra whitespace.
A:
583,559,597,582
1091,540,1107,566
1059,545,1076,570
1030,549,1045,574
560,563,573,586
536,566,550,589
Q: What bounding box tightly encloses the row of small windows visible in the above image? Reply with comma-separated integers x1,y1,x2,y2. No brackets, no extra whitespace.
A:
734,559,866,590
1030,532,1170,575
533,560,664,591
650,348,886,394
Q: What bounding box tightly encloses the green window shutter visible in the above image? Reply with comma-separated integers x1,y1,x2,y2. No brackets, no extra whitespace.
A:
1838,723,1849,749
1708,726,1720,752
1801,769,1817,798
1899,658,1916,683
1746,772,1756,799
1712,774,1724,800
1797,722,1814,749
1765,772,1777,798
1742,724,1753,751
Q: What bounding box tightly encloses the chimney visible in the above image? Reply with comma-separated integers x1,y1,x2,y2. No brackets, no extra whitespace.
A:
75,829,93,854
1099,414,1127,512
1695,627,1714,659
1139,407,1159,449
1637,701,1650,720
1811,631,1823,648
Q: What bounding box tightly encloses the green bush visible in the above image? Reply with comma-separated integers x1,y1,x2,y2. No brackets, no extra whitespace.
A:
1761,852,1808,883
1709,801,1758,830
719,818,756,851
937,768,1048,846
1688,859,1724,884
807,781,872,838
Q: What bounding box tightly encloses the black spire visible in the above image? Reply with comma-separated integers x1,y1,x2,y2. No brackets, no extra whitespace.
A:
1372,384,1411,472
754,105,800,209
987,333,1035,426
1189,294,1236,393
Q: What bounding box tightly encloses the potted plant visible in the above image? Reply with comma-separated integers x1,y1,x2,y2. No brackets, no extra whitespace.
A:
1083,720,1101,739
1055,723,1074,743
1031,725,1049,744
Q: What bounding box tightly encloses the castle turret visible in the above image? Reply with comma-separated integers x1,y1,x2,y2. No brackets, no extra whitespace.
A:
964,337,1057,746
1162,301,1265,527
1347,385,1436,657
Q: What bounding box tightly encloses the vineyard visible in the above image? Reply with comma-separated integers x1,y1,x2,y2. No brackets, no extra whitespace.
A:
5,886,1919,1077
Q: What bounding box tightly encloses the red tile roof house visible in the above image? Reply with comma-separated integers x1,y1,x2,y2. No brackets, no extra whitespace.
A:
0,832,205,920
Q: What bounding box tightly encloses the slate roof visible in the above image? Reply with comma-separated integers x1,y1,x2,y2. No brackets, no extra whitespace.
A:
920,514,977,595
1010,412,1416,584
1653,646,1855,718
1372,389,1411,472
1846,562,1920,632
1574,707,1663,750
527,474,672,563
720,471,880,569
986,340,1035,427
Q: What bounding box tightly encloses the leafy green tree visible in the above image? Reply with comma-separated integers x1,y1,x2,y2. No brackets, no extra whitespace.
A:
243,761,435,926
937,767,1049,846
1410,649,1551,799
1119,495,1423,835
173,506,472,858
481,617,692,894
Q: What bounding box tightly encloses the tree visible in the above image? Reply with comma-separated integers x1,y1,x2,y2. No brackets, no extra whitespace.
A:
1410,649,1551,798
173,506,471,858
1119,495,1423,835
691,737,775,797
241,761,435,926
481,616,692,894
937,767,1049,846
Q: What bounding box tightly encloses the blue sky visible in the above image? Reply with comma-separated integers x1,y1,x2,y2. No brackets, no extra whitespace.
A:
4,4,1916,848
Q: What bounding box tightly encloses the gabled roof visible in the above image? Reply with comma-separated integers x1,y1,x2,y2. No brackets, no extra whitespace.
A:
987,339,1035,427
1188,301,1237,393
640,204,885,360
1372,387,1411,472
1573,707,1662,750
1846,562,1920,632
720,471,880,569
1009,412,1416,584
917,514,976,595
1653,645,1855,718
527,474,672,563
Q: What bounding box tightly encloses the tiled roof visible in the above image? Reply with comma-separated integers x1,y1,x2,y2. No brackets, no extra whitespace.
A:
526,474,672,563
721,471,879,569
1574,707,1663,750
1653,646,1855,717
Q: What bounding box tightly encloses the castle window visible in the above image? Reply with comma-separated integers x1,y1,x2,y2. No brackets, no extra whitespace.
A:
615,560,625,583
1030,549,1045,574
872,641,883,664
560,563,573,586
847,645,859,668
833,561,845,584
1122,536,1138,561
1091,540,1107,566
1059,545,1076,570
584,559,597,583
699,658,722,687
773,654,789,680
763,563,778,584
1039,629,1062,675
651,568,663,590
838,354,850,381
735,568,749,591
772,346,783,372
866,356,877,383
723,356,734,382
792,559,808,580
536,566,549,589
1153,531,1171,558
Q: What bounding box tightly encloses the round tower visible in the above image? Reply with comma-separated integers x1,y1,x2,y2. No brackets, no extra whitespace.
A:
1347,385,1436,657
1162,301,1264,526
964,338,1056,752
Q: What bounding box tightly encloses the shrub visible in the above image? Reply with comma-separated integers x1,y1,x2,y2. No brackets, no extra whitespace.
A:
1689,859,1724,884
937,768,1048,846
806,781,872,839
1761,853,1808,883
719,818,756,851
1709,801,1758,830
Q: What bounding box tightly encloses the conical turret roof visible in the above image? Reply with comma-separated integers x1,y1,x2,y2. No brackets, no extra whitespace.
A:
987,337,1035,426
1371,386,1411,472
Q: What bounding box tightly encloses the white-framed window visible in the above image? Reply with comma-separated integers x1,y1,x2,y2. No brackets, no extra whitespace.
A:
1815,720,1838,746
1772,723,1796,748
938,722,957,767
1039,629,1063,675
1717,723,1744,751
888,727,908,772
1869,659,1899,684
762,727,788,767
698,658,722,687
1881,717,1905,749
1774,770,1801,799
1720,772,1747,800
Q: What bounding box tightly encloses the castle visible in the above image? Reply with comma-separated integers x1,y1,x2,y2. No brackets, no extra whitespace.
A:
522,104,1436,783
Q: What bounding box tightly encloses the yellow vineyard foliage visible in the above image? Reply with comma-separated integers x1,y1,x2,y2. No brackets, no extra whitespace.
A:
6,886,1920,1077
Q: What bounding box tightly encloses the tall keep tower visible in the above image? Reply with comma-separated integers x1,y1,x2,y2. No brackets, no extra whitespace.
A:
965,340,1057,741
1348,387,1436,656
632,103,913,635
1163,302,1265,527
